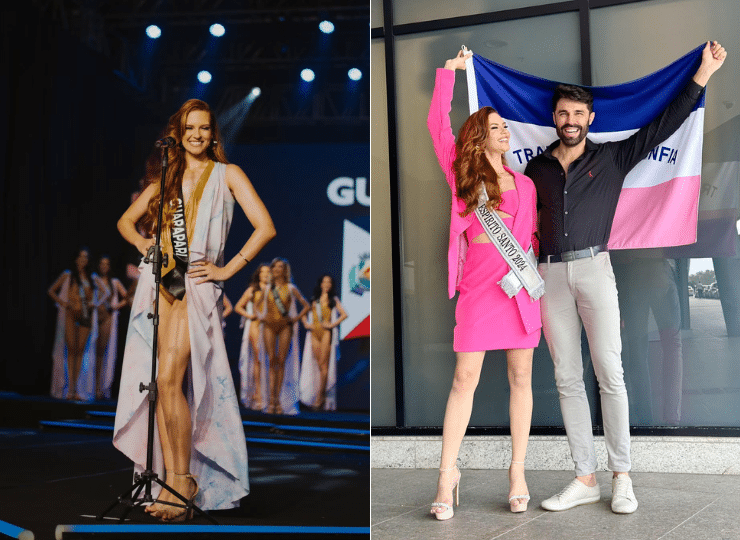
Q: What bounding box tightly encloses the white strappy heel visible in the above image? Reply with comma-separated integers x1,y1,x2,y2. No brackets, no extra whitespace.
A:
508,460,530,513
430,465,461,520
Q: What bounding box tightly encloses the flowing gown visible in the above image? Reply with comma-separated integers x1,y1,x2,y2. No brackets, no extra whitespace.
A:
113,161,249,510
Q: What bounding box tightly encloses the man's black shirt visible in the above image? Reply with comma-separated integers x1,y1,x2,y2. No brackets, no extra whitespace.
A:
524,80,705,257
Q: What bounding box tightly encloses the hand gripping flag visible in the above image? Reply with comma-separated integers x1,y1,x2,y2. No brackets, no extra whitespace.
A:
464,45,706,250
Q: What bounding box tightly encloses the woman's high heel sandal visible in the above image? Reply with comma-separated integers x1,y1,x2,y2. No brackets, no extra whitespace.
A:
159,472,199,522
508,461,530,513
430,465,461,521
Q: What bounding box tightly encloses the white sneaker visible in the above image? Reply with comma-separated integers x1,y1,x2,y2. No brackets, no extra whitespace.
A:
611,475,638,514
541,478,601,511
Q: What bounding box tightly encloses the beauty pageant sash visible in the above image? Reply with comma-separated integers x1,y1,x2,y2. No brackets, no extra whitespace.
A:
475,189,544,301
272,285,289,317
161,187,189,300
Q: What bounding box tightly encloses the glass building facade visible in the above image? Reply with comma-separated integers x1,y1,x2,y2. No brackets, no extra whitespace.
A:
372,0,740,434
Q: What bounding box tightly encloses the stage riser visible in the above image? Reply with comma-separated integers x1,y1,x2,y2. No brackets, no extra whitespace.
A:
57,525,369,539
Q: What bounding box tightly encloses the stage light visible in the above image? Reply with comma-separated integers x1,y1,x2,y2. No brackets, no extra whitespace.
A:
319,20,335,34
219,92,260,144
301,69,315,82
198,71,212,84
348,68,362,81
210,24,225,37
146,25,161,39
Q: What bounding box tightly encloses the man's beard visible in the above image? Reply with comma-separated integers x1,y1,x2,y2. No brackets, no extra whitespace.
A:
556,123,589,147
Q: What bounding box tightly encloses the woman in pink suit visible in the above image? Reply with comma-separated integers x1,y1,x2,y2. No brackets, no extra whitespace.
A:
427,50,542,520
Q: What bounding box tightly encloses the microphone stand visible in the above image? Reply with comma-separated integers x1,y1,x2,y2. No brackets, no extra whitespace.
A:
98,142,217,524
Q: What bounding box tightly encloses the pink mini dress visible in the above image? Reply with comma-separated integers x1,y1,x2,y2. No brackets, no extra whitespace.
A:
427,67,542,353
454,190,540,351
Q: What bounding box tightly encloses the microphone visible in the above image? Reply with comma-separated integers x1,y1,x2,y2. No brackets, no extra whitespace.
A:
155,136,177,148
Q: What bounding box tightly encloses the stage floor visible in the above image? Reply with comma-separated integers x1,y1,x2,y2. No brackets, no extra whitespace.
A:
0,395,369,539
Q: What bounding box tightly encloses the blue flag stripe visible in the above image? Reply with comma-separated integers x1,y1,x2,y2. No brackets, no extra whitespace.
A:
472,44,705,131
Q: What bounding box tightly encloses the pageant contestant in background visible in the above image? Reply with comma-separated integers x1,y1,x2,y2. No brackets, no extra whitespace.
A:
235,263,272,410
48,247,97,401
114,98,275,521
263,258,309,415
299,275,347,411
92,256,127,400
75,257,112,402
427,51,542,520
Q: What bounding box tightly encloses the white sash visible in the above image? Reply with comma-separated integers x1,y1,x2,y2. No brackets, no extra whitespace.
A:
475,186,544,301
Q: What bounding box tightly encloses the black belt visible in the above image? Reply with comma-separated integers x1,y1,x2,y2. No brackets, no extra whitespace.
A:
539,244,608,264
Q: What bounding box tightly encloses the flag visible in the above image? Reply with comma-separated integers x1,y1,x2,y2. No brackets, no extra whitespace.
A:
465,45,706,250
341,220,370,340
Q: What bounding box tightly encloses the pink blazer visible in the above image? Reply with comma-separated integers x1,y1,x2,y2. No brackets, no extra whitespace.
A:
427,68,541,334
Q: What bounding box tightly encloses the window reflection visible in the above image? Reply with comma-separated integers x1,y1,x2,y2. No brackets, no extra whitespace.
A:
613,255,683,426
372,0,740,431
614,250,740,427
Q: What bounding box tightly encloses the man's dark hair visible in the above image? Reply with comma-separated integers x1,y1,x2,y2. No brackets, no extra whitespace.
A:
551,84,594,113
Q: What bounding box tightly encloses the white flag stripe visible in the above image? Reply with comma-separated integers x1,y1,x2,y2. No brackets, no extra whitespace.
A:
501,109,703,189
464,49,478,115
622,109,704,188
340,220,369,340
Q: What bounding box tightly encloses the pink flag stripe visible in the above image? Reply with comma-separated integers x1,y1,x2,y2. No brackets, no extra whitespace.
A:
608,175,701,250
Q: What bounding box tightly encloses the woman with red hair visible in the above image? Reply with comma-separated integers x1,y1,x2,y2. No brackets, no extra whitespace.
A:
114,99,275,521
427,51,542,520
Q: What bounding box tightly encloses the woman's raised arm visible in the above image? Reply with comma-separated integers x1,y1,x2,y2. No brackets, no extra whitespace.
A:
234,286,255,319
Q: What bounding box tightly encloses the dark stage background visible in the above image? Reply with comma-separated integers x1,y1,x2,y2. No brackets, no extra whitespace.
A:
0,4,369,410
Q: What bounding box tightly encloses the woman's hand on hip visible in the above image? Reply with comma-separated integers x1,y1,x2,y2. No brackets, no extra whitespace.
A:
188,261,229,284
137,237,155,257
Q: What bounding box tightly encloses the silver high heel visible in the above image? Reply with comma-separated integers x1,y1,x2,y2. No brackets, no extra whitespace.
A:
430,465,461,520
508,460,530,512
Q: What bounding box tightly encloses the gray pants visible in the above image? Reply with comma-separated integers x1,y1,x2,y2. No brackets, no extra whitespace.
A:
539,252,631,476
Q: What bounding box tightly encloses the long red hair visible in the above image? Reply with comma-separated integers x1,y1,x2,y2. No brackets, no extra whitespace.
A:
141,99,229,232
452,106,508,216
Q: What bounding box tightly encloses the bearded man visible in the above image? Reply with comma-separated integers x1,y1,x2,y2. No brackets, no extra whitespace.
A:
524,41,727,515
